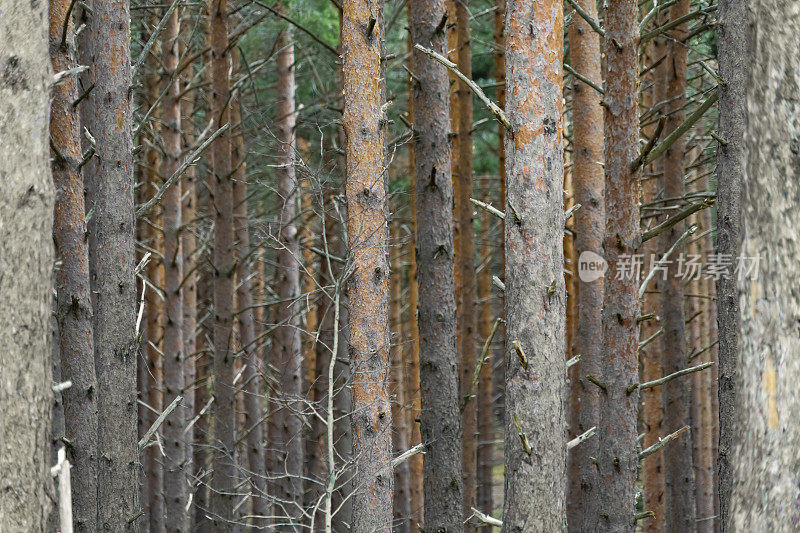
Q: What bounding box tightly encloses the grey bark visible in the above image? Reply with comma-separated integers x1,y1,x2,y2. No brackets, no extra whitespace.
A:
269,17,304,528
82,0,139,527
714,0,745,526
723,0,800,529
0,2,54,529
502,0,567,530
408,0,464,530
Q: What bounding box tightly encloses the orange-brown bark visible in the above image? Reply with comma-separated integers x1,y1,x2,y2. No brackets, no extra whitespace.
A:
341,0,393,527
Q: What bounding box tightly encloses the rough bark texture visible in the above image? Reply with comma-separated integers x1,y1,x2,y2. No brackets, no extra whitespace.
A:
82,0,139,526
49,0,98,527
342,0,393,529
502,0,566,530
270,16,304,527
727,0,800,529
209,0,236,527
657,3,696,528
229,49,268,528
454,3,478,525
161,7,189,529
597,0,640,528
0,2,54,529
566,0,604,528
409,0,464,528
404,31,424,528
714,0,745,525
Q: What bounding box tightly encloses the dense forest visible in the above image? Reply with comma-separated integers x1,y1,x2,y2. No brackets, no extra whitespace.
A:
1,0,799,530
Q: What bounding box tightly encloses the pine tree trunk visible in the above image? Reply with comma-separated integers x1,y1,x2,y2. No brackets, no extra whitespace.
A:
342,0,393,528
404,30,424,528
230,53,269,526
502,0,566,529
476,185,494,523
566,0,604,528
270,13,304,527
209,0,236,527
409,0,464,528
161,7,189,529
49,0,98,527
390,220,412,533
597,0,640,528
714,0,745,524
725,0,800,528
180,12,199,487
658,3,696,527
0,2,54,528
453,3,478,525
639,27,666,533
83,0,138,526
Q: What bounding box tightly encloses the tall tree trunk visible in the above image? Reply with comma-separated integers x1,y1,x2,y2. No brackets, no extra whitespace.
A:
566,0,604,528
597,0,640,528
49,0,98,527
342,0,393,528
161,6,189,529
180,10,199,489
390,220,412,533
639,25,667,532
230,49,269,526
270,11,304,527
409,0,464,529
502,0,566,529
714,0,745,524
83,0,138,526
141,19,166,530
209,0,236,527
658,3,695,527
453,3,478,524
724,0,800,528
476,185,494,523
0,2,54,528
404,30,424,528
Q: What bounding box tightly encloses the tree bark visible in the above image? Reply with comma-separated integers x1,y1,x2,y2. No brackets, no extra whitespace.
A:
657,3,696,528
409,0,464,528
453,3,478,525
82,0,138,526
726,0,800,529
49,0,99,527
597,0,641,529
566,0,605,528
404,30,424,529
390,220,412,533
0,2,54,528
180,11,199,490
502,0,566,530
161,6,189,529
209,0,236,527
230,50,269,526
714,0,745,525
270,12,304,527
476,185,494,524
342,0,393,528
